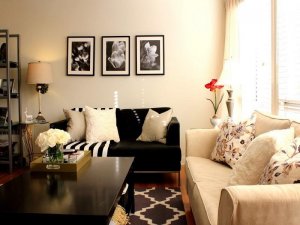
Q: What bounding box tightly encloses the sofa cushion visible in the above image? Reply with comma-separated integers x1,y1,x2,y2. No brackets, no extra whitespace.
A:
210,117,256,168
109,140,181,171
259,137,300,184
291,120,300,137
63,109,86,141
253,110,291,137
64,140,113,157
84,106,120,143
228,128,295,185
186,157,232,225
137,108,173,144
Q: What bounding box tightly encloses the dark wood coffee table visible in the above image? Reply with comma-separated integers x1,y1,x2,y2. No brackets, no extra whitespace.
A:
0,157,134,224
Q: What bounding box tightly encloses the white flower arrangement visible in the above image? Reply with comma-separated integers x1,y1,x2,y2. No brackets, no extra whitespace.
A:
35,129,71,152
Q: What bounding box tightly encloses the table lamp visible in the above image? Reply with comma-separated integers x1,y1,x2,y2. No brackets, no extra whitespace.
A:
26,61,53,123
219,59,234,118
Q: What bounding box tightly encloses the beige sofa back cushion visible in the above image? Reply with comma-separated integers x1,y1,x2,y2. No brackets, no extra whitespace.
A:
253,110,291,136
291,121,300,137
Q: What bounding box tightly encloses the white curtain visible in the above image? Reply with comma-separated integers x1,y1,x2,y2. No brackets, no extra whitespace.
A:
220,0,242,120
224,0,241,61
221,0,271,120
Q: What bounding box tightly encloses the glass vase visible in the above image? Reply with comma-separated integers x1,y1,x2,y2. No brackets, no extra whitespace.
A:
46,144,64,170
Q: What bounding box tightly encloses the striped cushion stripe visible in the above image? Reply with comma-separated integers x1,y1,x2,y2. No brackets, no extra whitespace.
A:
64,140,113,157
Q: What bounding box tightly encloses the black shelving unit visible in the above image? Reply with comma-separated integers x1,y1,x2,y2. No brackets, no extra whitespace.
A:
0,29,22,173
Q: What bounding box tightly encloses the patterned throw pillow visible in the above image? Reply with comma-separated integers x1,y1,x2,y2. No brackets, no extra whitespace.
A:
210,117,256,168
259,137,300,184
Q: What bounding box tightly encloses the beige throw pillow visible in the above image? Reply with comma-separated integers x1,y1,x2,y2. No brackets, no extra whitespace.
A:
63,109,86,141
210,117,256,168
137,109,173,144
228,127,295,185
84,106,120,143
259,137,300,184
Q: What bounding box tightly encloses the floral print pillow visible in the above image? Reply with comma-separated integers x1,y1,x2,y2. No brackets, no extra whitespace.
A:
210,117,256,168
259,137,300,184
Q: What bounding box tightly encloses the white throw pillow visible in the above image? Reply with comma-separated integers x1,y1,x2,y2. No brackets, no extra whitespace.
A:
228,127,295,185
84,106,120,143
137,109,173,144
210,117,256,168
63,109,86,141
259,137,300,184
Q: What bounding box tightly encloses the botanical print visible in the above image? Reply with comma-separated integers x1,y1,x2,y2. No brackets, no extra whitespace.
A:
136,35,164,75
139,40,160,71
211,117,256,168
106,41,126,71
102,36,130,76
71,41,92,71
67,36,95,76
259,137,300,184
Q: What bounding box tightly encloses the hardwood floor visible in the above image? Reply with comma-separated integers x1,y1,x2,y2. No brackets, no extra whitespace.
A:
0,165,196,225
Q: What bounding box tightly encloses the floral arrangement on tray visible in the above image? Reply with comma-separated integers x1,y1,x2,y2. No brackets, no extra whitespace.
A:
36,129,71,167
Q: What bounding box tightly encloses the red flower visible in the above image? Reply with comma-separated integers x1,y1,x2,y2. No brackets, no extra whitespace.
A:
205,79,224,92
204,79,224,116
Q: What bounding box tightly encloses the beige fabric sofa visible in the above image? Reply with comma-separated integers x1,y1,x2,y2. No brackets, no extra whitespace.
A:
185,111,300,225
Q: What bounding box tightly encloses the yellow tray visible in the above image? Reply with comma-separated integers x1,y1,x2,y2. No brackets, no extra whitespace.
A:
30,151,91,173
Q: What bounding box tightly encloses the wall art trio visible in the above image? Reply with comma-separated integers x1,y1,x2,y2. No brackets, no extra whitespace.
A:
66,35,164,76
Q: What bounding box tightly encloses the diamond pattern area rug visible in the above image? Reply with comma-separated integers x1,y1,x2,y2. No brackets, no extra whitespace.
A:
129,187,187,225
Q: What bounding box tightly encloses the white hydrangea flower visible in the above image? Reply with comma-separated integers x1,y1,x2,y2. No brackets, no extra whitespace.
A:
35,129,71,152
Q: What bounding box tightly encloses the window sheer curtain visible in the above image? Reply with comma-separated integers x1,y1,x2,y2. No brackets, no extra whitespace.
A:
221,0,241,120
222,0,272,120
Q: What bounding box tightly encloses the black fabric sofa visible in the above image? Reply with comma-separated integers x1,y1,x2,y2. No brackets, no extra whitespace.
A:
50,107,181,175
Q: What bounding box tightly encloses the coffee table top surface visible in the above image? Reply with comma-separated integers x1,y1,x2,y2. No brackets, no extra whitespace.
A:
0,157,134,221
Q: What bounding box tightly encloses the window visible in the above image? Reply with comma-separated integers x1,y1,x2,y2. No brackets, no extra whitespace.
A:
237,0,272,117
276,0,300,120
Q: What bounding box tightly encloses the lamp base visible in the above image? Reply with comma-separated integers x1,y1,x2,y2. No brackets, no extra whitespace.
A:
36,112,47,123
226,89,234,118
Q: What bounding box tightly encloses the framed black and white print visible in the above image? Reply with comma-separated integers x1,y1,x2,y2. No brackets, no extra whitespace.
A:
67,36,95,76
101,36,130,76
136,35,164,75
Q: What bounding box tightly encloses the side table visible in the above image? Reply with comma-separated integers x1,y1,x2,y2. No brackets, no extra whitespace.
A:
21,122,49,165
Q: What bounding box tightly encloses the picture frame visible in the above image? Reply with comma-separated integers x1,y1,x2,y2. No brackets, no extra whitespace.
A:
0,107,8,126
136,35,165,75
101,36,130,76
67,36,95,76
0,78,14,95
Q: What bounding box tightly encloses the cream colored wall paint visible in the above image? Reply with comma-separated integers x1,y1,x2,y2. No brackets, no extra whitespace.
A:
0,0,225,161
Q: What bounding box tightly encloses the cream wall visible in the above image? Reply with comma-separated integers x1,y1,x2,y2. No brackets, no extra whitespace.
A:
0,0,225,160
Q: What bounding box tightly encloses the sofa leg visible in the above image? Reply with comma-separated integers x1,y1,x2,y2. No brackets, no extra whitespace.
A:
178,171,181,187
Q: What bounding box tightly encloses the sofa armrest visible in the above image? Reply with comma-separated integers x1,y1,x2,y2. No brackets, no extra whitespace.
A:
50,119,68,131
185,128,219,158
166,117,180,145
218,184,300,225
